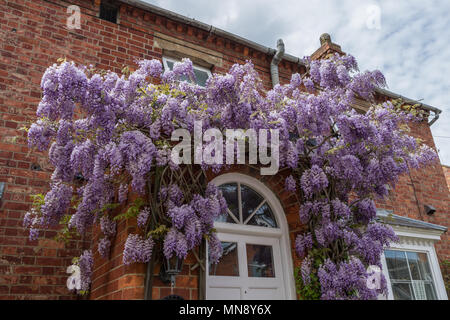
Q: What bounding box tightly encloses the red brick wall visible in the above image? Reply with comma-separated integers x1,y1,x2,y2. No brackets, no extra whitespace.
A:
443,165,450,192
0,0,303,300
0,0,448,300
90,215,146,300
0,0,99,299
375,121,450,264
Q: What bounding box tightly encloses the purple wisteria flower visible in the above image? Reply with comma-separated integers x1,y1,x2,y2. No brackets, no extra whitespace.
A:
79,250,93,292
25,53,437,299
285,175,297,192
123,234,154,265
317,257,386,300
137,207,151,229
295,233,313,258
98,237,111,259
162,228,188,259
208,233,223,264
300,256,313,285
300,165,329,199
100,215,116,238
167,204,195,230
118,183,128,204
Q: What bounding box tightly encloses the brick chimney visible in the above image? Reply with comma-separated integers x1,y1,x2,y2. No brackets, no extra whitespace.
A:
311,33,345,60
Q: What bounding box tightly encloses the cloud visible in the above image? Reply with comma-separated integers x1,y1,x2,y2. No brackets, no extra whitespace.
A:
144,0,450,165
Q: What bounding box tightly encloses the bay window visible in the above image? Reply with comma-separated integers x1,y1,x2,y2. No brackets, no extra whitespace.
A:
384,249,437,300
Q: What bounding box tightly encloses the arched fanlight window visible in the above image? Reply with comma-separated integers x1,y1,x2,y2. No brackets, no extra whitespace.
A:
216,183,278,228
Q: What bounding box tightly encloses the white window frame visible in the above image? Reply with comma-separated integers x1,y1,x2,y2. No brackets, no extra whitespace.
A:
162,56,212,86
381,226,448,300
207,173,296,300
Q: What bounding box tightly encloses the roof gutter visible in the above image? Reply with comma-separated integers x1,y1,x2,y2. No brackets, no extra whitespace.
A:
119,0,304,67
376,88,442,126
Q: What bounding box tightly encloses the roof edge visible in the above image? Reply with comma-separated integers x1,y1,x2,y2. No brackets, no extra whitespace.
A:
119,0,304,66
376,88,442,125
377,209,447,233
119,1,443,123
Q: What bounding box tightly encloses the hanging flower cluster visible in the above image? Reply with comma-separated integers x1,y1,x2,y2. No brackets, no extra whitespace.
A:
78,250,93,293
24,52,437,299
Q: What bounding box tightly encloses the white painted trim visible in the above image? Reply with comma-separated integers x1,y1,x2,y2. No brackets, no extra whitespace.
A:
237,182,243,223
214,222,282,237
381,235,448,300
209,173,297,300
390,225,444,241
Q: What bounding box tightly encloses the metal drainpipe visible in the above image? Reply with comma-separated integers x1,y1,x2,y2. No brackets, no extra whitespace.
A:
270,39,285,87
428,110,440,126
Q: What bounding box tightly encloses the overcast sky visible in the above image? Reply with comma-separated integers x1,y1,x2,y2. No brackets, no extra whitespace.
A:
144,0,450,165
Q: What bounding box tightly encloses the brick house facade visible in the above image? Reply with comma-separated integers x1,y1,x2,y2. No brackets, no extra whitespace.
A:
0,0,448,300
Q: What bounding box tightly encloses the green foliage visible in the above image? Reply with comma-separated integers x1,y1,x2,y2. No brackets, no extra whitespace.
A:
121,65,131,76
391,98,426,118
30,193,46,209
147,224,169,240
294,247,333,300
113,197,145,221
294,266,321,300
202,228,217,241
97,202,120,214
54,214,79,244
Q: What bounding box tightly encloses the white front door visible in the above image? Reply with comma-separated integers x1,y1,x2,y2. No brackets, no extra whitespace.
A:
206,233,286,300
205,174,296,300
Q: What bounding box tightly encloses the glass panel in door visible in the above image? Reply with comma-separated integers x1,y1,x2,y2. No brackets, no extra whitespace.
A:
209,242,239,276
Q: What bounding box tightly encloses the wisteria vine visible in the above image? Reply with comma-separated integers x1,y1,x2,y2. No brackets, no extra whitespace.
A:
24,53,437,299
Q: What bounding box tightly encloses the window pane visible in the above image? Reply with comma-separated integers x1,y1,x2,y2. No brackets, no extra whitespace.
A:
406,252,422,280
417,252,434,282
166,60,189,82
209,242,239,276
164,60,209,86
193,69,209,86
385,250,410,280
424,283,437,300
385,250,438,300
164,59,190,83
246,244,275,278
247,203,277,228
411,280,429,299
166,60,174,70
241,184,264,223
214,210,237,224
217,183,239,223
392,282,413,300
